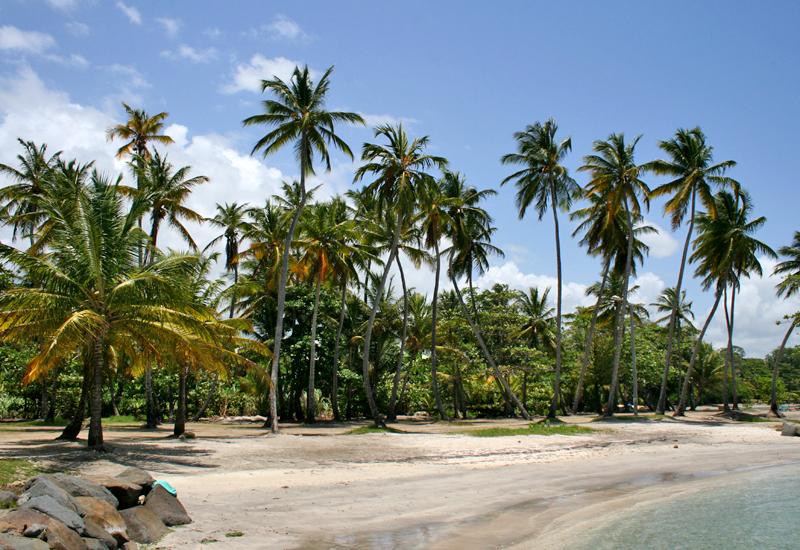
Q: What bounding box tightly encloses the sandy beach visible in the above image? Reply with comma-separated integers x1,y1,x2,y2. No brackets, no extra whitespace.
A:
1,413,798,549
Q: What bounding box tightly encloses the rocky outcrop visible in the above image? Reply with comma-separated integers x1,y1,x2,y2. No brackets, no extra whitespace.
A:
0,469,189,548
781,422,798,436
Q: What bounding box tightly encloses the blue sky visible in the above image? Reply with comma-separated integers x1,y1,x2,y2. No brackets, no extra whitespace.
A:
1,0,798,355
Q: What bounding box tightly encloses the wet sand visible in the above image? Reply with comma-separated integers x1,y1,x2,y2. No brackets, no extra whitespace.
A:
1,413,798,549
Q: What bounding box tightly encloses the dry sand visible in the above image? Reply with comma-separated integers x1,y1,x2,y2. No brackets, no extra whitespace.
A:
1,412,799,549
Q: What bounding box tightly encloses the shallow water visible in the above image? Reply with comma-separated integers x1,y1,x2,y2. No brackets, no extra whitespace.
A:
570,462,800,550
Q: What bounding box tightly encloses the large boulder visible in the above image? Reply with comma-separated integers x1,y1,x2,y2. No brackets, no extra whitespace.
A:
0,508,87,550
143,485,191,526
781,422,798,436
114,469,154,495
119,507,168,544
83,517,119,549
19,476,79,513
0,532,49,550
75,497,128,545
53,474,119,508
19,495,85,534
87,477,143,509
82,537,110,550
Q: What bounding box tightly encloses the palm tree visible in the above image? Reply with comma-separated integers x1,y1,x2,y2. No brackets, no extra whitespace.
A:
515,287,556,353
353,124,447,424
128,152,208,264
647,127,738,414
652,288,695,331
447,205,530,420
570,193,654,413
205,202,253,318
675,191,773,415
294,201,361,422
580,134,650,416
0,139,62,245
770,232,800,415
501,119,579,419
243,65,364,433
106,103,174,161
0,172,255,449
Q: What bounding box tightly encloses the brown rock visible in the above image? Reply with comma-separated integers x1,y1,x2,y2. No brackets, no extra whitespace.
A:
0,508,87,550
52,474,118,508
19,477,78,513
86,477,143,509
781,422,798,436
114,469,154,494
144,485,191,526
121,542,139,550
82,537,111,550
0,532,49,550
84,517,118,549
75,497,128,545
119,507,168,544
20,495,85,533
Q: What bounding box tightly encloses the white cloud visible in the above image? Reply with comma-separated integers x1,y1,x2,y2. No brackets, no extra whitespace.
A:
156,17,181,37
65,21,90,37
44,53,90,68
203,27,222,39
246,15,308,41
223,55,307,94
358,113,418,127
0,26,56,54
47,0,78,10
705,257,800,357
161,45,217,64
630,271,666,312
116,2,142,25
639,219,680,259
476,261,594,314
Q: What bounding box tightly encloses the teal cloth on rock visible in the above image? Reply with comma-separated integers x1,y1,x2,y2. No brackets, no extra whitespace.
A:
153,480,177,496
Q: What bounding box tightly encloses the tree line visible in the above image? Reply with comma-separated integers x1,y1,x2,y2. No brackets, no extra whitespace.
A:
0,65,798,445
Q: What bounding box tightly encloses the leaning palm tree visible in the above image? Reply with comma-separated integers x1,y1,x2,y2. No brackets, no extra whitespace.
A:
353,124,447,424
0,139,62,245
580,133,650,416
770,231,800,415
0,172,257,449
243,65,364,433
205,202,253,318
447,206,530,419
128,151,208,264
675,191,773,415
646,127,738,414
501,118,580,419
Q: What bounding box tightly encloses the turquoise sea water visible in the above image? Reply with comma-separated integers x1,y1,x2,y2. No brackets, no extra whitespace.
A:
571,463,800,550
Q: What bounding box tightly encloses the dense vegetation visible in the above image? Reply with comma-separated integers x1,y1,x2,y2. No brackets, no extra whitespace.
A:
0,65,798,445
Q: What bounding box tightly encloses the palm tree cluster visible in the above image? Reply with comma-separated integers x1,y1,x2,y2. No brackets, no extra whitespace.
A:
1,64,798,443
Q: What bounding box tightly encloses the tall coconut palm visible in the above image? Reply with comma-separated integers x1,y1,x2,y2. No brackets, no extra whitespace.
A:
0,172,254,449
675,191,773,415
447,206,530,419
515,287,556,353
569,193,654,413
770,232,800,415
205,202,253,318
652,288,695,331
107,103,174,162
243,65,364,433
294,201,361,422
128,152,208,264
580,134,650,416
501,119,579,418
353,124,447,424
0,139,62,245
647,127,738,414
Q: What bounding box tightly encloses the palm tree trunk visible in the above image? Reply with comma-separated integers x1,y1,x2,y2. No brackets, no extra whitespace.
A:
362,218,403,425
229,264,238,318
306,274,322,423
174,366,187,436
629,302,638,416
675,288,723,416
332,277,347,421
727,284,739,410
58,362,90,440
145,367,157,428
722,286,732,412
468,271,479,318
572,256,610,413
770,319,796,416
268,169,307,434
388,257,408,421
88,336,105,450
658,187,696,414
451,274,530,420
605,201,635,417
430,242,449,420
549,186,564,419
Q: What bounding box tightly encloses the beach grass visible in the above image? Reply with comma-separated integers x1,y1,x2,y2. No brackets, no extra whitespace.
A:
347,425,404,435
0,458,39,487
467,424,593,437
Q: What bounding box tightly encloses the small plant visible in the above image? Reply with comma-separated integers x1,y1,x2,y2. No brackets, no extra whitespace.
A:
225,531,245,538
